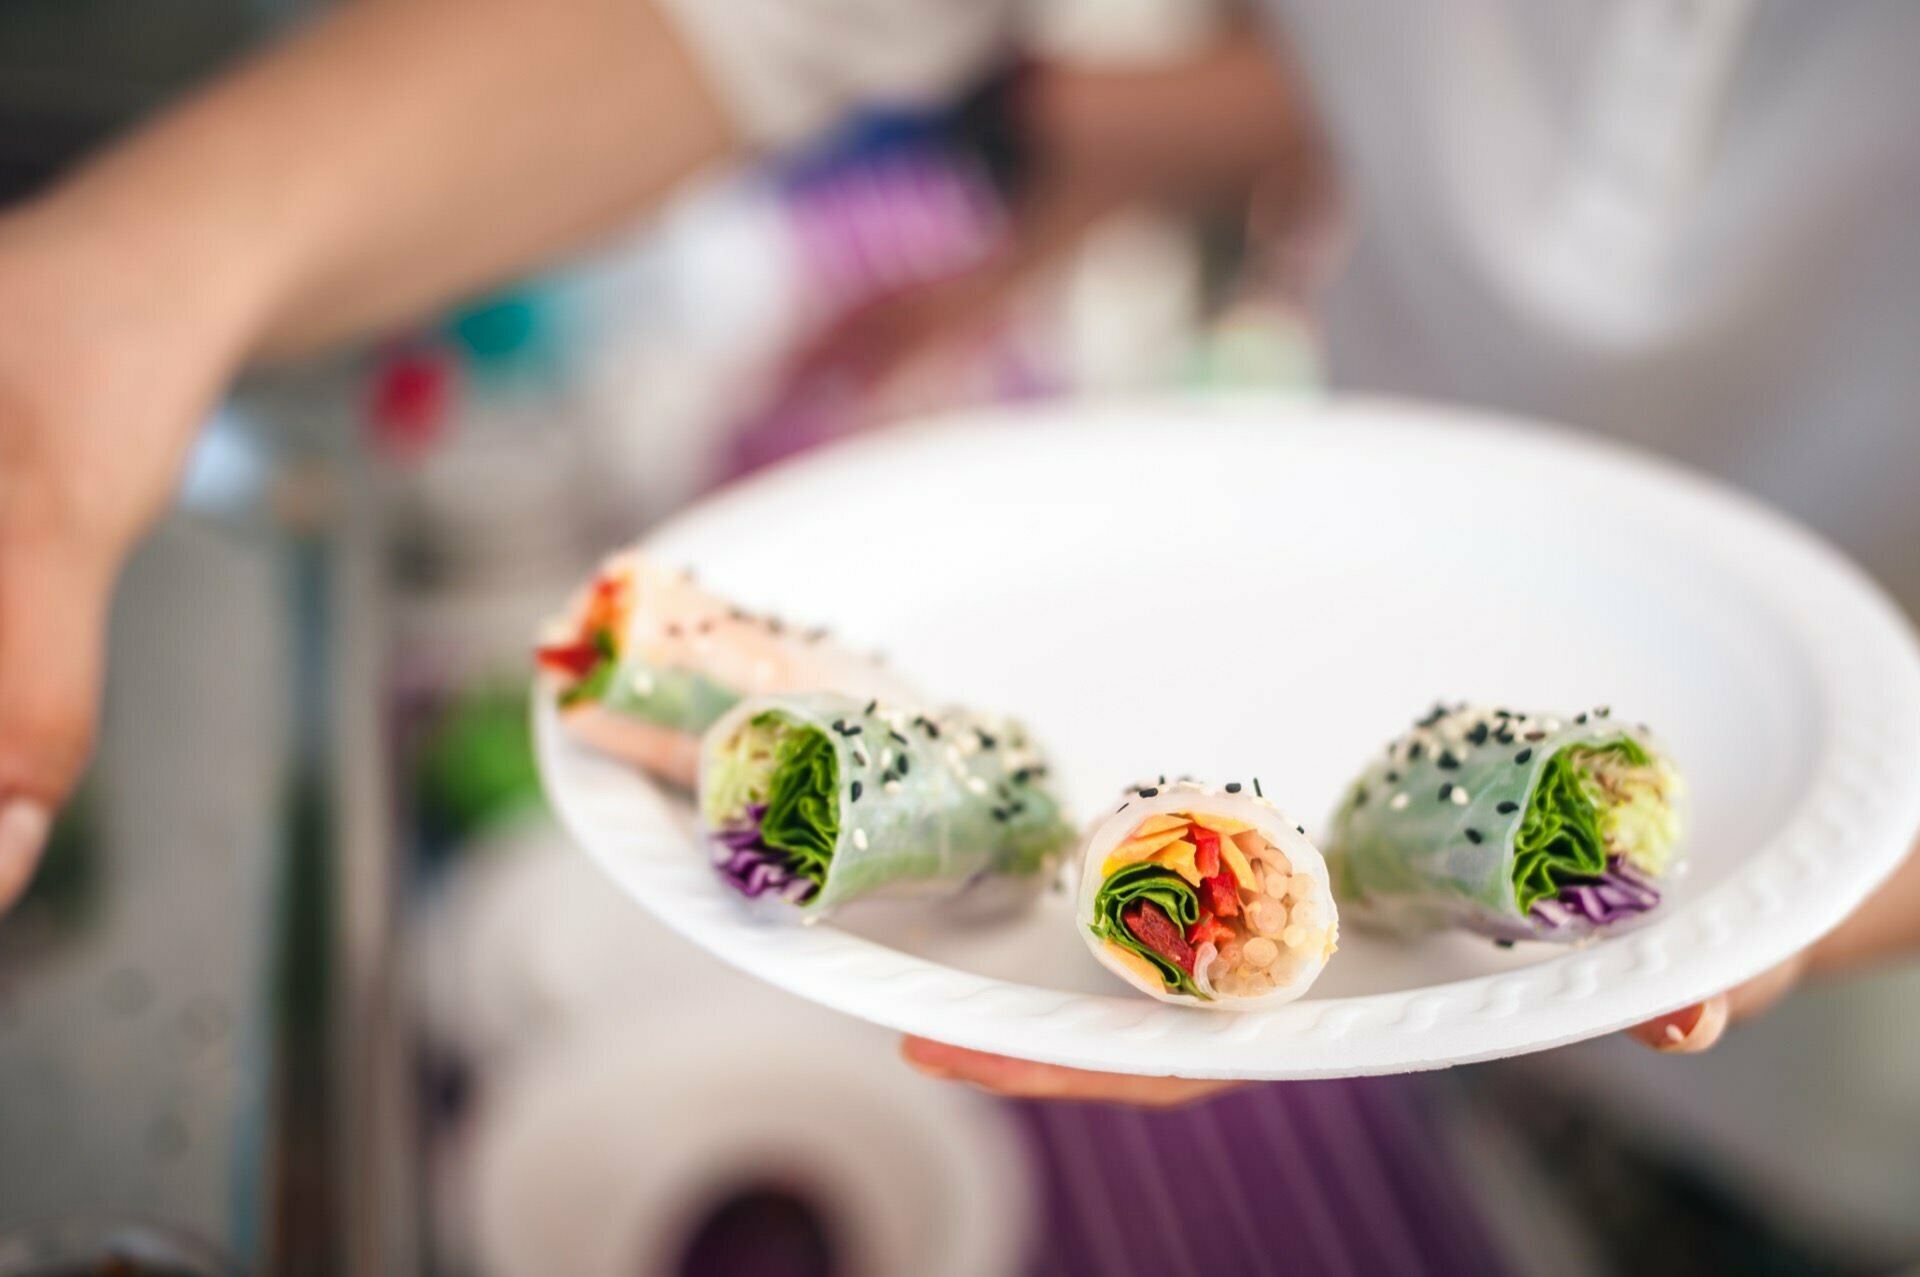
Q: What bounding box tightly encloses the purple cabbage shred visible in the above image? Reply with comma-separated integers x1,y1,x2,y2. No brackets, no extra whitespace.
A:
1529,856,1659,931
712,803,820,904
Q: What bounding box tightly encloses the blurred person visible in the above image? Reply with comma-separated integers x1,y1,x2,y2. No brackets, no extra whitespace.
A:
2,1,1919,1265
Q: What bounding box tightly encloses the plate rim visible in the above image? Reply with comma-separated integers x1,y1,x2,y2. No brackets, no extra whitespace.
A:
537,393,1920,1078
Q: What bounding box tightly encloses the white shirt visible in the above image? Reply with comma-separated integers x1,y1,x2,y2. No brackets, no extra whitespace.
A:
664,0,1920,621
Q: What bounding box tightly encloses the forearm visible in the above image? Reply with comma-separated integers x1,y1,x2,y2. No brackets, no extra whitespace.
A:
25,0,736,359
1024,29,1314,212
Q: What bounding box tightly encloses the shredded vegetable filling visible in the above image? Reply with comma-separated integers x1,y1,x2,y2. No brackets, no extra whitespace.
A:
1518,739,1680,928
703,712,840,903
1089,810,1334,1000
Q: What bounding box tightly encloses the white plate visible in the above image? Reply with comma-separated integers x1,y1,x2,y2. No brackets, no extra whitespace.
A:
537,395,1920,1078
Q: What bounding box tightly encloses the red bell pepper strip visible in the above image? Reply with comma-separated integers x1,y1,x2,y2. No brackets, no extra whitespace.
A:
535,640,600,679
1199,870,1241,919
1186,912,1235,948
1191,826,1221,878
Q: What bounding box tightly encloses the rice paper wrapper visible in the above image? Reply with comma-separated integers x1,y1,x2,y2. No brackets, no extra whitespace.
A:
1326,705,1684,942
1076,782,1339,1011
699,692,1074,915
539,553,915,786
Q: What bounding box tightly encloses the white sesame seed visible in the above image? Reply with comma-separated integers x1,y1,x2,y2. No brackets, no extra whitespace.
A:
1390,793,1411,811
883,780,902,795
630,671,654,696
967,777,989,796
1451,788,1470,806
852,829,869,851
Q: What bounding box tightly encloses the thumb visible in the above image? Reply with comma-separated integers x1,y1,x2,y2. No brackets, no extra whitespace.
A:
0,527,114,912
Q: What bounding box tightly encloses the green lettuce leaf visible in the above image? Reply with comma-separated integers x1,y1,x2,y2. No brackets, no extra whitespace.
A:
1513,738,1651,912
557,628,619,709
759,724,840,880
1089,863,1204,998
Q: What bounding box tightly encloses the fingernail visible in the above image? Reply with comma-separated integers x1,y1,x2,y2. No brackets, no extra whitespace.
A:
0,800,51,913
1648,996,1727,1054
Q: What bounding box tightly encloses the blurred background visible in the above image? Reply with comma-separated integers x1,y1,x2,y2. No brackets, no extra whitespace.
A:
1,0,1918,1274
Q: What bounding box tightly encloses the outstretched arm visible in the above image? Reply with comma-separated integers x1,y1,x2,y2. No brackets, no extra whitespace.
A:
0,0,739,908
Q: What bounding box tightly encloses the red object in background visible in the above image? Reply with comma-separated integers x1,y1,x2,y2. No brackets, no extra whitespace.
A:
368,346,455,459
1122,901,1195,975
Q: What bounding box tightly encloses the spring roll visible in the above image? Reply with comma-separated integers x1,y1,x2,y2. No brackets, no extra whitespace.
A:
535,554,914,787
1326,703,1685,942
698,692,1074,911
1077,781,1339,1008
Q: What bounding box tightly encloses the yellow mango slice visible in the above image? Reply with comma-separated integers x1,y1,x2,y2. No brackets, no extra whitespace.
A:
1219,837,1259,892
1108,829,1188,863
1151,838,1202,886
1102,940,1169,992
1100,854,1131,880
1189,811,1254,836
1129,813,1191,838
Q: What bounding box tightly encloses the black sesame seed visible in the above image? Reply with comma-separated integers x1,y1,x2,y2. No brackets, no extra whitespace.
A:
1159,775,1168,785
1466,723,1490,746
1225,782,1242,793
1352,786,1369,807
889,731,908,746
1438,783,1455,801
850,781,863,802
852,750,868,768
978,731,998,750
864,699,877,716
924,721,941,739
1465,828,1483,844
1385,771,1401,784
1496,801,1519,814
1296,825,1306,835
1525,731,1546,742
1597,706,1612,718
1495,939,1515,950
844,725,863,736
991,806,1008,822
1514,749,1533,765
1408,742,1425,762
1494,732,1514,746
832,719,848,734
1437,751,1461,771
1575,712,1588,725
1117,802,1130,813
1253,778,1264,797
897,755,909,776
1138,787,1159,798
1494,708,1513,718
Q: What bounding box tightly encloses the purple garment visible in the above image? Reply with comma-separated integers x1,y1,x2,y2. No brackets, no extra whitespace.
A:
1007,1076,1510,1277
